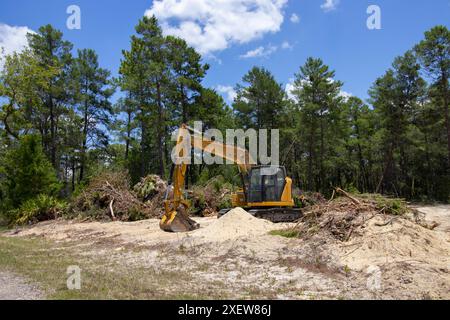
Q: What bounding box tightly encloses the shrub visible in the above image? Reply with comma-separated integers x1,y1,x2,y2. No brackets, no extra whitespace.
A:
7,194,67,225
1,135,59,209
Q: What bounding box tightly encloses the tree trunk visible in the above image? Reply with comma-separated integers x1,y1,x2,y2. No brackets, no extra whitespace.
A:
125,110,131,160
181,85,188,124
71,157,76,192
442,77,450,170
307,121,315,190
156,82,165,178
79,97,88,183
319,115,324,191
49,95,57,167
140,116,147,178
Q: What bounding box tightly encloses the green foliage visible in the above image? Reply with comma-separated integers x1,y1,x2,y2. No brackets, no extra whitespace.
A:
234,66,287,130
288,57,345,193
269,229,301,238
133,175,166,202
359,194,409,216
1,135,60,209
7,194,67,225
72,48,114,182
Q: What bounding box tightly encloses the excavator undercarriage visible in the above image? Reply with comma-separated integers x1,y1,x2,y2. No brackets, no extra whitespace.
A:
218,207,303,223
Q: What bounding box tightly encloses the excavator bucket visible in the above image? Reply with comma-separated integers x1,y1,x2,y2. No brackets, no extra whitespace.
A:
160,210,200,233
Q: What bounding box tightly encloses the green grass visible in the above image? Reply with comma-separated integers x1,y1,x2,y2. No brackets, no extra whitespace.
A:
0,235,213,300
269,229,300,238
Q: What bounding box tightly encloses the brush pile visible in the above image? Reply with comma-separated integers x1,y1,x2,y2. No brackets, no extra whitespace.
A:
133,174,167,217
70,171,160,221
189,176,234,216
289,188,430,242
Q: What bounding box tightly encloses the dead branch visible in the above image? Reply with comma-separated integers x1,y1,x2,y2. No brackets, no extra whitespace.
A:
335,187,361,205
375,216,398,227
329,189,336,202
109,198,116,221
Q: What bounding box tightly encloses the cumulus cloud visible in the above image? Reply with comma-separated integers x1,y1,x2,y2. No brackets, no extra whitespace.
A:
285,80,296,101
338,89,352,101
240,40,292,59
145,0,288,55
240,45,278,59
290,13,300,23
0,23,34,67
285,78,309,102
216,85,237,102
281,41,293,50
321,0,339,12
285,77,352,102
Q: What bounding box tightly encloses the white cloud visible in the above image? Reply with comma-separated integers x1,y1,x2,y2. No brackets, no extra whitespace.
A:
240,45,278,59
145,0,288,55
290,13,300,23
281,41,293,50
321,0,339,12
339,90,352,101
216,85,237,102
285,78,309,102
0,23,34,68
285,77,352,102
285,80,296,101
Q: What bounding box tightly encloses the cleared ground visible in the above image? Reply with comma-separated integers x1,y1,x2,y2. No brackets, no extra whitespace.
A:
0,271,44,300
0,205,449,300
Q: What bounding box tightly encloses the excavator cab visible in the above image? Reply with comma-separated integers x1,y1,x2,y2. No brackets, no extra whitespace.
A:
246,166,288,203
225,165,301,222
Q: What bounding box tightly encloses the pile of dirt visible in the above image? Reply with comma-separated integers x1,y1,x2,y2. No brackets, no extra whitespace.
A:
193,207,274,241
338,215,450,270
70,171,159,221
283,190,450,295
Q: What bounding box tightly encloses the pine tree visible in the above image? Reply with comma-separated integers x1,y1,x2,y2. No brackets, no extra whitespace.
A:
234,67,286,129
291,58,344,192
1,135,59,208
72,48,114,182
27,25,73,168
415,26,450,169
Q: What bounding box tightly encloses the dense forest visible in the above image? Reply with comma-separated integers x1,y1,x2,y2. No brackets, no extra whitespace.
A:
0,17,449,223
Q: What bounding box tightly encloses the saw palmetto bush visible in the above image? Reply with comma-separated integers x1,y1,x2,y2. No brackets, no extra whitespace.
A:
7,194,67,225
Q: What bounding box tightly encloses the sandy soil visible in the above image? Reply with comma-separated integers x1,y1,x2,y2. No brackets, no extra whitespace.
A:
414,205,450,232
3,205,450,300
0,271,44,300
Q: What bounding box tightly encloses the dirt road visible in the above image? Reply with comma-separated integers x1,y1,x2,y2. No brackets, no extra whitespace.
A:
0,271,44,300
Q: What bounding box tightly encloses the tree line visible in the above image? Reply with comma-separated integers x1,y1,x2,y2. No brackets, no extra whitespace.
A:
0,17,448,217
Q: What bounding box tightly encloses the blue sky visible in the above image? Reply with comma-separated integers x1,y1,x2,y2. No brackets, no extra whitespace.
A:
0,0,449,103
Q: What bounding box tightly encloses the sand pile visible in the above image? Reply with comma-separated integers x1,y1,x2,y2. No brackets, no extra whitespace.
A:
338,215,450,270
192,207,274,242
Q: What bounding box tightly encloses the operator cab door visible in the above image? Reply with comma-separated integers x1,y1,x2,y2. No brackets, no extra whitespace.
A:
247,166,287,203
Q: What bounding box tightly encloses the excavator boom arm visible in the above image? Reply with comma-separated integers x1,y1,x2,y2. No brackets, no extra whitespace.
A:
160,124,255,232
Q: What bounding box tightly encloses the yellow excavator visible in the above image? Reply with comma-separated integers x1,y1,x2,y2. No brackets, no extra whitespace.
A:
160,124,302,233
